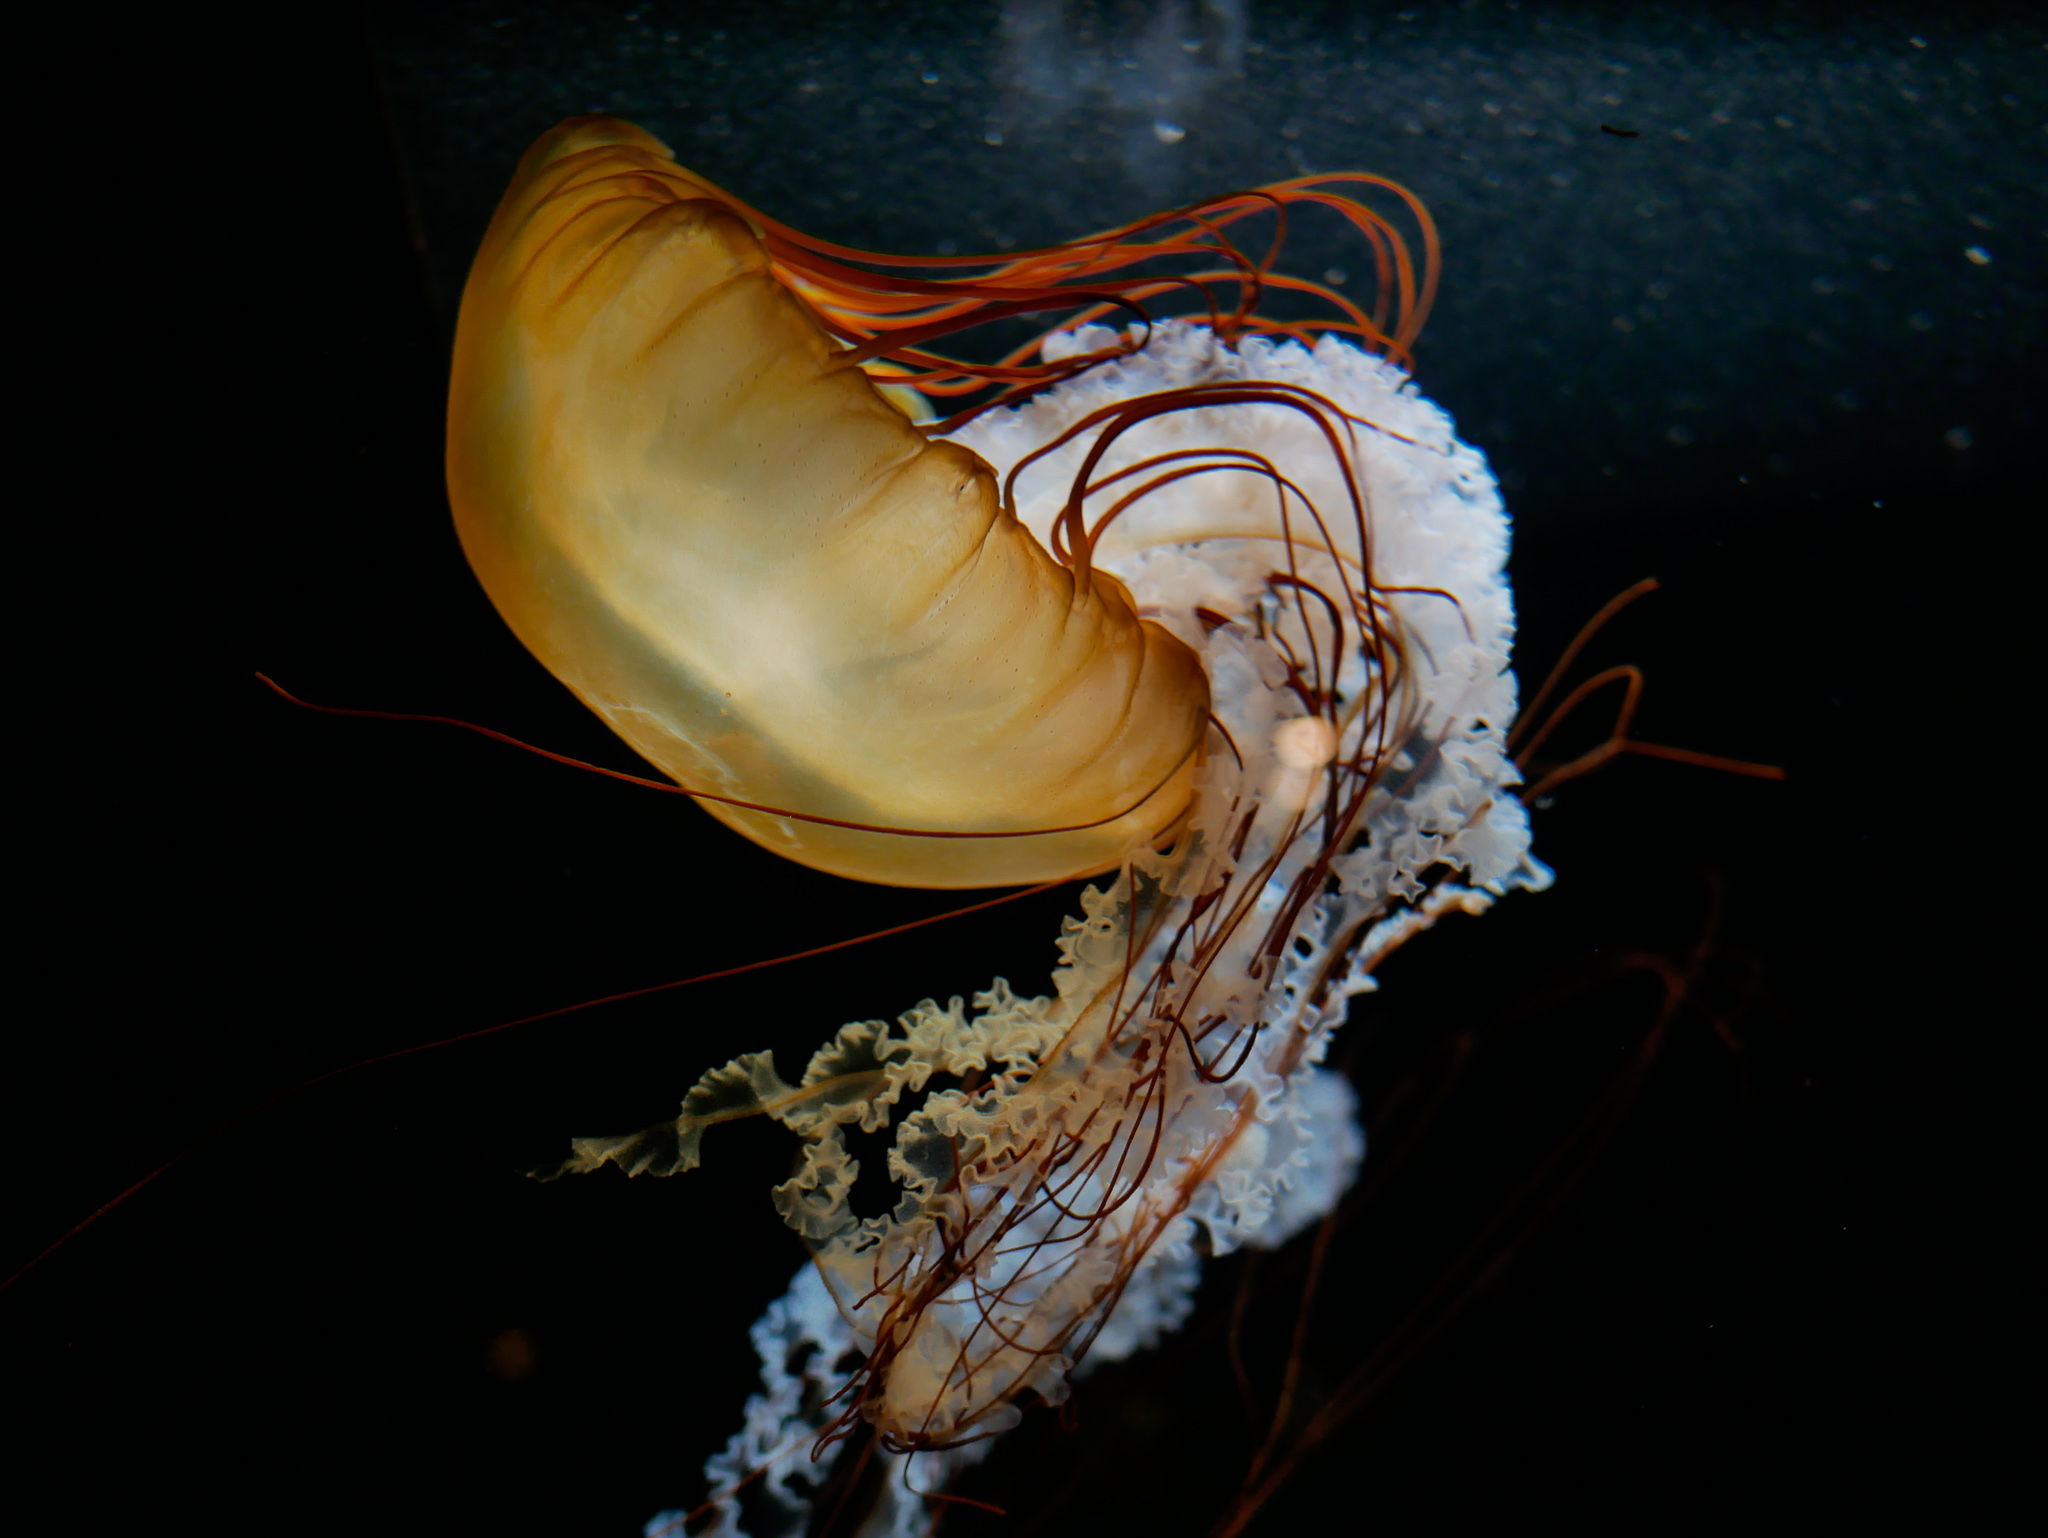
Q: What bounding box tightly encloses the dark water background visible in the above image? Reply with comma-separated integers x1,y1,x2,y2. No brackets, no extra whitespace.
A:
9,3,2036,1535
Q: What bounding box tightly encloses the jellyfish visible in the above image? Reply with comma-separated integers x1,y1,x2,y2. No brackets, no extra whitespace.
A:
448,118,1548,1537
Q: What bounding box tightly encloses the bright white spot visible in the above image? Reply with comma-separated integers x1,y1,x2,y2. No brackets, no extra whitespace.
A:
1153,120,1186,144
1964,245,1992,265
1272,716,1339,772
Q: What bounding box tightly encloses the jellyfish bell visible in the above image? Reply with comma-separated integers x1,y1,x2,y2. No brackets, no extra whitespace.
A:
448,117,1207,889
452,117,1545,1535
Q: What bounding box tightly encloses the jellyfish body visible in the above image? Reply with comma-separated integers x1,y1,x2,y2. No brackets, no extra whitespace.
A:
452,119,1545,1537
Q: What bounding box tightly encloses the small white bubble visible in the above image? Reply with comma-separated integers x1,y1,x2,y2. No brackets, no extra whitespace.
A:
921,70,940,85
1153,120,1186,144
1324,266,1349,286
1964,245,1992,265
